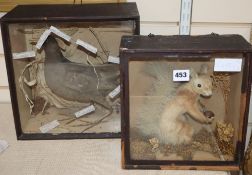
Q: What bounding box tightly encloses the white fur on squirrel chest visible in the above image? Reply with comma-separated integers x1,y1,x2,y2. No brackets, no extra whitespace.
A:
155,65,212,144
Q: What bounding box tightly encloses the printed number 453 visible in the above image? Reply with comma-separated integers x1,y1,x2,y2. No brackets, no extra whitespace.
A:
175,72,187,78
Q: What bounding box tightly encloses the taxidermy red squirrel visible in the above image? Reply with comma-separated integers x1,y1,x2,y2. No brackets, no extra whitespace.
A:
132,64,215,145
159,65,214,144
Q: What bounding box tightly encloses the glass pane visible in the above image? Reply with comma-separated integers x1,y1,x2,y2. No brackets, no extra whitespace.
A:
129,57,243,161
8,21,134,134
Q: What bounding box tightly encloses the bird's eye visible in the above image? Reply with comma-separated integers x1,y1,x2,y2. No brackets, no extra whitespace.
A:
197,84,201,88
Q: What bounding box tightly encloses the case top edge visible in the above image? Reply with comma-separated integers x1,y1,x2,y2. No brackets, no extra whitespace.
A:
120,34,252,53
0,2,139,22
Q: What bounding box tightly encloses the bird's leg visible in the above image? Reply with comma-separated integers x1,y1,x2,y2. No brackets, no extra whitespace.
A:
80,100,113,133
63,102,93,125
41,100,49,115
62,100,113,131
81,106,113,133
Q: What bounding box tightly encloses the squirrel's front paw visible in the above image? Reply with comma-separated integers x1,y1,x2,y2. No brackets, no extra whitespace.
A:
203,110,215,123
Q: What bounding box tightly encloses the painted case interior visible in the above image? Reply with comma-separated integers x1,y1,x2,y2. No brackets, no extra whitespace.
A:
129,55,244,161
9,21,134,134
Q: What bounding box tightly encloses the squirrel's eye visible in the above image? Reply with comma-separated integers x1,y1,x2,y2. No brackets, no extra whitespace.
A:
197,84,201,88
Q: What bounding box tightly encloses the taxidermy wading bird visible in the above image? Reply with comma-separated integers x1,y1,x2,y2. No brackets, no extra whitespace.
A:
43,36,119,109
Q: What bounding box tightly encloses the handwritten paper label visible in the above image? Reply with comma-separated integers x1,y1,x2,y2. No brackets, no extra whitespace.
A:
39,120,60,133
108,56,120,64
12,51,36,59
76,39,97,54
36,29,51,49
0,140,8,153
108,85,120,98
75,105,95,118
173,70,190,82
214,58,242,72
50,26,71,42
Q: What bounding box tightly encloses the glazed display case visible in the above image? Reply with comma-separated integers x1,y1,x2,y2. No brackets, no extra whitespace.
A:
120,34,252,170
1,3,139,139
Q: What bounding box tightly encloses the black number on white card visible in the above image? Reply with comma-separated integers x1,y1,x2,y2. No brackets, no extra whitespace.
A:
175,72,187,78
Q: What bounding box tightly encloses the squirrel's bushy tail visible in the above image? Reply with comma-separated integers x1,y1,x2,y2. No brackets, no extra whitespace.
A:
131,62,179,139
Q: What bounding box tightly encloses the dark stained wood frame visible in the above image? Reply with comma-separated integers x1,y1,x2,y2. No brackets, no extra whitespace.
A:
0,0,125,12
0,3,140,140
120,35,252,171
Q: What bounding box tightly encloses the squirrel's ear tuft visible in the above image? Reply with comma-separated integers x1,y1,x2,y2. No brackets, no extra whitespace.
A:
190,69,198,79
200,64,209,75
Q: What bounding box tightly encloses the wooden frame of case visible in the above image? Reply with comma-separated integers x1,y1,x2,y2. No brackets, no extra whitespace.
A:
0,3,140,140
120,34,252,171
0,0,125,12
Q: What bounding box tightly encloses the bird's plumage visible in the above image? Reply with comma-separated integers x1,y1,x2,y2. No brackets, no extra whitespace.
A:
43,36,119,107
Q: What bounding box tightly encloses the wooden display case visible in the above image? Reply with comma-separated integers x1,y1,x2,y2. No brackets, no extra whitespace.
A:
120,34,252,171
1,3,139,140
